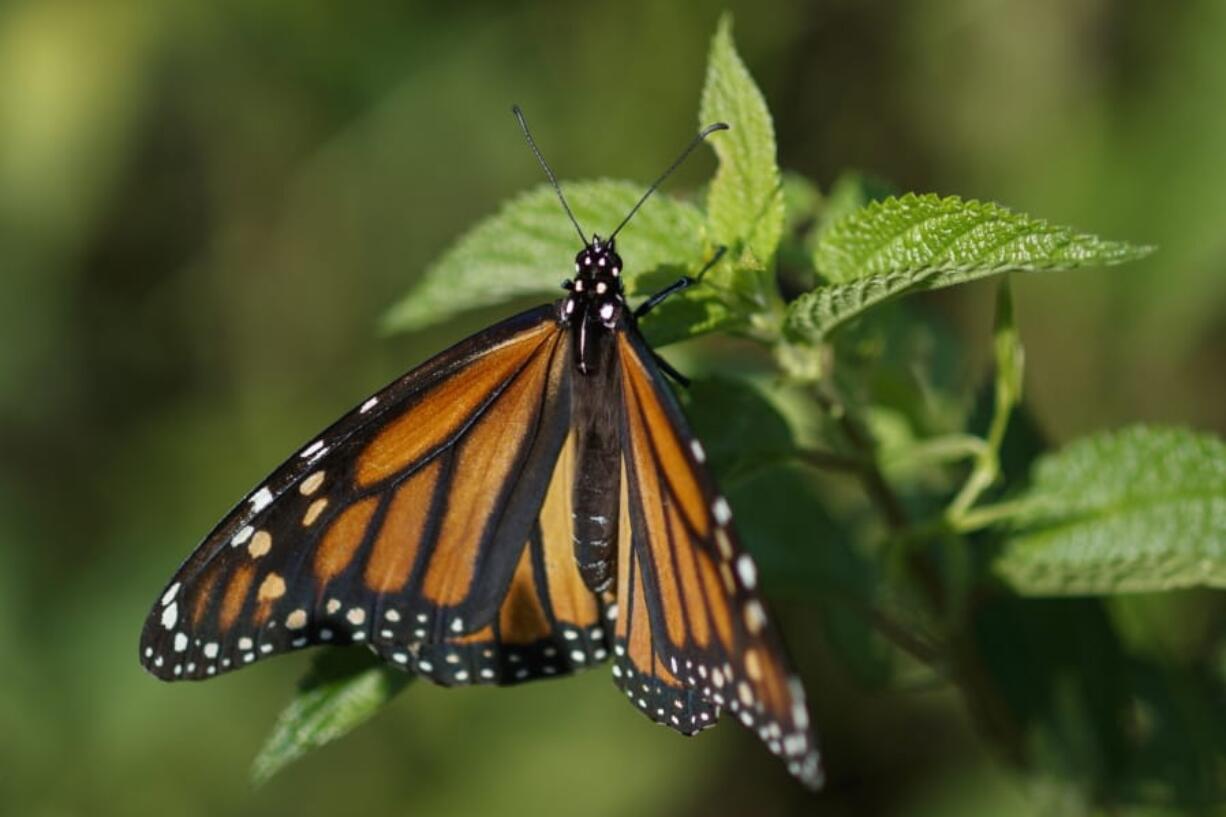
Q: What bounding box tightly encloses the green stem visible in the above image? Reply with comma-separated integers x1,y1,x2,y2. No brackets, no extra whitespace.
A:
946,280,1021,525
795,447,865,473
882,434,989,471
812,385,909,531
950,498,1035,533
945,387,1009,521
811,384,946,615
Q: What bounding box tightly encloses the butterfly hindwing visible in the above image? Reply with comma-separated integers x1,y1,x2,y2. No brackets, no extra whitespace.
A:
398,431,612,685
612,461,721,732
614,328,823,789
140,305,585,682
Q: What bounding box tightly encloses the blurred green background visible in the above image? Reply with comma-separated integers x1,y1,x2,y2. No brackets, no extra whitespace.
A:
2,1,1224,815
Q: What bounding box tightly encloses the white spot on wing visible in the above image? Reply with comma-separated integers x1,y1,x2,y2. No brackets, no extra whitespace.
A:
712,497,732,526
690,440,706,463
249,487,273,514
736,555,758,589
173,632,188,652
161,583,181,606
300,440,325,460
360,396,379,414
230,525,254,547
161,602,178,630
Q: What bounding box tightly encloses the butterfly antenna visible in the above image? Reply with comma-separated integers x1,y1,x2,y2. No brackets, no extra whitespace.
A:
608,122,729,242
512,105,587,246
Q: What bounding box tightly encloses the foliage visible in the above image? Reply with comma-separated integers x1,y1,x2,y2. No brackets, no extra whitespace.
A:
250,649,412,786
997,426,1226,594
257,12,1222,814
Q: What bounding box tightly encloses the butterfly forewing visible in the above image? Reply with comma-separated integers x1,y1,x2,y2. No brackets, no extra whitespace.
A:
140,306,591,683
613,329,823,789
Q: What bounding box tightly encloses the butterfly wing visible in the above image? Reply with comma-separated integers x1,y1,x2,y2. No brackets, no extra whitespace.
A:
612,327,823,789
412,429,612,685
139,304,606,685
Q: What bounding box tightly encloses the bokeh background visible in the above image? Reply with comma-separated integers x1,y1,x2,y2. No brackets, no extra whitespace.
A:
2,1,1224,815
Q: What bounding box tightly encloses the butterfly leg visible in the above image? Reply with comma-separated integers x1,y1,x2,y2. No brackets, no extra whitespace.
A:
633,246,727,319
651,352,690,388
634,278,692,319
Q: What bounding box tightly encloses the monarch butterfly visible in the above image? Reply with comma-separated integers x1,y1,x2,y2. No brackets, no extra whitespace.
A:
140,106,822,789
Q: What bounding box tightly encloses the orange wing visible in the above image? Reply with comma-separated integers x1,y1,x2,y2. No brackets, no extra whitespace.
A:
613,329,823,789
139,305,608,687
409,431,612,685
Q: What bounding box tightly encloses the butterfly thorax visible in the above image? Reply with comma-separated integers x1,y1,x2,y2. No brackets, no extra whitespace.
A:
560,235,626,378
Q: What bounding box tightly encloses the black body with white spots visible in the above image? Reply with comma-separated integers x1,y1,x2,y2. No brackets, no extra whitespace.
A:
562,235,629,594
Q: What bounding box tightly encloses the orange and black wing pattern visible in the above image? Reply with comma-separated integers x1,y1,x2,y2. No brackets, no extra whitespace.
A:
613,328,823,789
139,305,606,686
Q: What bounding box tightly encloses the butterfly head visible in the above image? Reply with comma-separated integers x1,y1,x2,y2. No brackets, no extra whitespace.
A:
563,235,625,330
575,235,623,280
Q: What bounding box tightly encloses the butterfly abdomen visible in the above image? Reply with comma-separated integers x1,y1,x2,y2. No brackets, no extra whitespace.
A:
569,311,622,593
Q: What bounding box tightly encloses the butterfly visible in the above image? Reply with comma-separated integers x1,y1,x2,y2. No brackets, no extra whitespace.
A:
139,106,823,789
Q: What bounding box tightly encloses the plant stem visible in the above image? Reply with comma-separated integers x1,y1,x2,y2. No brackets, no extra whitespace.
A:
812,386,909,531
795,447,865,473
946,280,1021,525
811,384,946,614
882,434,989,471
865,606,943,667
951,498,1035,533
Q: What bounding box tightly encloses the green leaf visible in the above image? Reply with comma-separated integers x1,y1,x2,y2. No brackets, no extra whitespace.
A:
815,193,1153,285
811,171,895,271
700,14,784,267
784,267,942,342
996,426,1226,595
252,648,412,785
972,594,1226,807
382,180,704,333
631,261,741,348
680,374,799,481
786,194,1154,341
